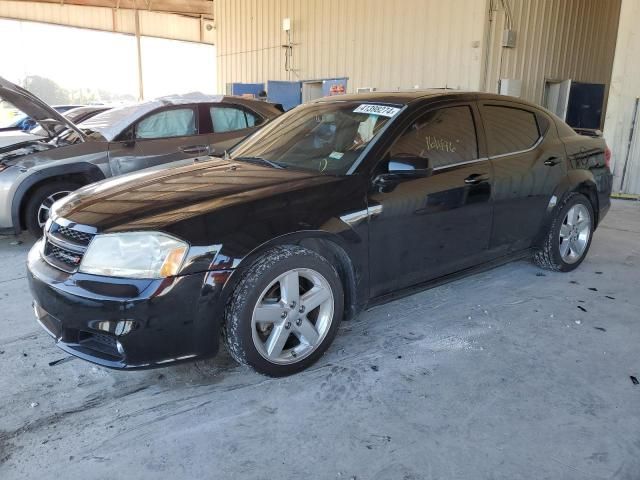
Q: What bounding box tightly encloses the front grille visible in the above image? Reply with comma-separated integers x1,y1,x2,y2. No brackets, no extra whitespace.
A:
78,331,121,359
42,221,95,273
44,242,83,270
56,224,93,245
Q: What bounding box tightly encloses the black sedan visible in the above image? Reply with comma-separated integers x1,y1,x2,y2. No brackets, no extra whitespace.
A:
27,91,613,376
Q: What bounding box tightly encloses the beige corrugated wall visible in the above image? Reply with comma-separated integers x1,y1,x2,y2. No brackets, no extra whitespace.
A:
216,0,620,106
484,0,621,106
603,0,640,194
215,0,489,94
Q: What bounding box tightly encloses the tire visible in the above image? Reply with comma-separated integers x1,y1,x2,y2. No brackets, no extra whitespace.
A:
533,192,595,272
24,181,82,237
223,245,344,377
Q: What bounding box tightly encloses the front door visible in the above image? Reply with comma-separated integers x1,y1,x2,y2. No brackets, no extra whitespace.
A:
368,104,494,298
108,106,201,176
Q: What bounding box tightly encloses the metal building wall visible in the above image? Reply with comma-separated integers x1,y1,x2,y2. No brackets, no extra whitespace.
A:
215,0,489,94
603,0,640,195
484,0,621,106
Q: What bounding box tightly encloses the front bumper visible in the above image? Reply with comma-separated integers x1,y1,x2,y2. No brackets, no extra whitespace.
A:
27,240,230,369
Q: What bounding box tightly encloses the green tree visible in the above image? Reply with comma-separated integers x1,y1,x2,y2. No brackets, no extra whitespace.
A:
22,75,70,104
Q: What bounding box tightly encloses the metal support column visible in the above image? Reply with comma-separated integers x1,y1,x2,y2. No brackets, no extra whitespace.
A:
135,9,144,101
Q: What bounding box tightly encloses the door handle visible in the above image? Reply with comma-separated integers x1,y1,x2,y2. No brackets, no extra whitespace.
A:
464,173,489,184
544,157,561,166
180,145,209,155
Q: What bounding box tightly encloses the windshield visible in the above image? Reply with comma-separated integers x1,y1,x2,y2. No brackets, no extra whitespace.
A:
230,101,401,174
55,127,104,145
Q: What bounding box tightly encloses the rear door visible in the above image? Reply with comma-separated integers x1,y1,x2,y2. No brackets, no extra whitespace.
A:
367,102,494,297
107,105,201,175
197,103,263,155
479,101,567,253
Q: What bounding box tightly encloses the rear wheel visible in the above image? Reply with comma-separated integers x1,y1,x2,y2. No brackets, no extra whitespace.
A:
24,181,82,237
223,245,344,377
533,192,594,272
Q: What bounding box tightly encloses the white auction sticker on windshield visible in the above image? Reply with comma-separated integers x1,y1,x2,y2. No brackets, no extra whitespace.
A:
353,104,401,117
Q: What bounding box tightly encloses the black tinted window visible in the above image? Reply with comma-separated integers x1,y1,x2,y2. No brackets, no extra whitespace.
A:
482,106,540,156
390,106,478,169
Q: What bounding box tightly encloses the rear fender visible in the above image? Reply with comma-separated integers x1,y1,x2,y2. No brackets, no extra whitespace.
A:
534,170,599,246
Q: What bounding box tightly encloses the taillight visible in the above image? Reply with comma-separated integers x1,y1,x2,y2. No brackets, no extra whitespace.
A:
604,147,612,169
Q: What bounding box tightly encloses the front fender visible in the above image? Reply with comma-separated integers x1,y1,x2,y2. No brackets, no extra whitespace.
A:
217,225,368,320
11,162,105,234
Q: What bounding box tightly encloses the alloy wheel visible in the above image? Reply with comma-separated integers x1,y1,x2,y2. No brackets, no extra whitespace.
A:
37,191,71,228
251,267,334,365
559,204,591,264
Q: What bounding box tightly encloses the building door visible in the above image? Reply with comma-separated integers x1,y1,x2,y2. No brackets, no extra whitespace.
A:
302,81,323,103
544,80,572,120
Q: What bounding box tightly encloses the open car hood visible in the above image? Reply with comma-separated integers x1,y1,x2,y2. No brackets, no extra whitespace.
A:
0,76,85,141
0,130,44,149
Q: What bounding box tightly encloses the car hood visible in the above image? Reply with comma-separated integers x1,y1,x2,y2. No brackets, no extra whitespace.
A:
54,158,341,232
0,76,85,141
0,130,45,149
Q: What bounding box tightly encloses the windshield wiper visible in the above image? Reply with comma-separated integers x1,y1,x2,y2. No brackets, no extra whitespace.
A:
233,156,287,169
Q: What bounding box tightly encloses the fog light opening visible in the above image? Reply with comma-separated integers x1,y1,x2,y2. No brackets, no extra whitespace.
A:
116,340,125,356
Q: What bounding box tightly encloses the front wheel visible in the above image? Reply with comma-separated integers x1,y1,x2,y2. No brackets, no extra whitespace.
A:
533,192,594,272
24,181,82,237
223,245,344,377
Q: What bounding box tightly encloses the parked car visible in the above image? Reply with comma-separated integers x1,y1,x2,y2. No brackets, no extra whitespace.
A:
1,105,112,149
27,91,612,376
0,76,283,235
29,105,112,138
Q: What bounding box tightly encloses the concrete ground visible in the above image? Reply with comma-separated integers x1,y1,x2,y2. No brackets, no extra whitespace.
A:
0,199,639,480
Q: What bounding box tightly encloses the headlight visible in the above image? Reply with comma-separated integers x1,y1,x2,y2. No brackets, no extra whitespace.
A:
79,232,188,279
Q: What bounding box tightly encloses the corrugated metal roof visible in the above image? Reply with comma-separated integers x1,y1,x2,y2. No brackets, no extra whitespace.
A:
0,0,215,43
6,0,213,16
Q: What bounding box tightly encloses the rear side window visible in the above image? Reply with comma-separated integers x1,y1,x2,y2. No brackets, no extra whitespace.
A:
482,105,540,156
390,105,478,169
210,107,257,133
135,108,196,139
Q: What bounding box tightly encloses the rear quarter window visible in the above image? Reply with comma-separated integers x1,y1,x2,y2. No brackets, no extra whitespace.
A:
482,105,541,156
210,106,258,133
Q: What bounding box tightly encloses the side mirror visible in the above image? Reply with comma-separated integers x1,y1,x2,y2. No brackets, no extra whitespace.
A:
388,155,432,176
119,127,136,147
372,156,433,192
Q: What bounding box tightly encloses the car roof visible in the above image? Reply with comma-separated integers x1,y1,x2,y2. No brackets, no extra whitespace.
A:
313,90,542,109
312,89,470,105
78,93,268,141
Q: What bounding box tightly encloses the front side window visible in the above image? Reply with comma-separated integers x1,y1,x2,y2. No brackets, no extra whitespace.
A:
135,108,196,139
230,101,400,174
482,105,540,156
390,106,478,169
211,107,257,133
